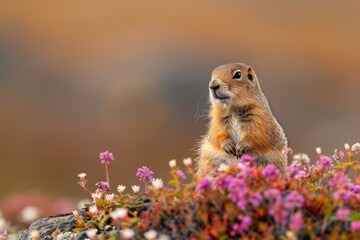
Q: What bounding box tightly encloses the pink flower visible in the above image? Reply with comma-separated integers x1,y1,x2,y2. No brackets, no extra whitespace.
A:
336,208,351,221
269,201,288,225
95,181,110,193
351,221,360,232
136,166,154,182
232,215,252,235
284,192,304,209
0,231,10,238
348,184,360,193
332,149,345,161
239,154,256,164
334,190,352,204
99,151,114,165
262,164,279,179
289,211,304,231
196,178,212,191
329,172,349,189
264,188,281,201
315,156,332,172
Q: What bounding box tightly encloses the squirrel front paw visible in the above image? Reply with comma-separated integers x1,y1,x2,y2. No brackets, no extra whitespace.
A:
235,142,249,157
221,139,236,156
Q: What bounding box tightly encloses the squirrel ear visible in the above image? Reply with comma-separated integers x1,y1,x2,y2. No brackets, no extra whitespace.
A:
247,67,254,81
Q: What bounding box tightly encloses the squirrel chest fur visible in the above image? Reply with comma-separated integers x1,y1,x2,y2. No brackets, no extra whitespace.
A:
196,63,288,179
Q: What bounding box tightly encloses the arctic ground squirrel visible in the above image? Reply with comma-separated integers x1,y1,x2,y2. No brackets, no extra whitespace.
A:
196,63,288,179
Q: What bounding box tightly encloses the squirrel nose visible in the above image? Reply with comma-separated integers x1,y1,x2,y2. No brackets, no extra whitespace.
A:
209,81,220,90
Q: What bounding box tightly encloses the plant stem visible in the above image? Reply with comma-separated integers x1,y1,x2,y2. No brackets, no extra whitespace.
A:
105,164,111,192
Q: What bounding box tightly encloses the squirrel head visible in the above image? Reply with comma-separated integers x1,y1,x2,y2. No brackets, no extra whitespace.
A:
209,63,261,109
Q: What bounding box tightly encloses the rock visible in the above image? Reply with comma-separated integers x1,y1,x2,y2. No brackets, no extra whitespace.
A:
19,209,86,240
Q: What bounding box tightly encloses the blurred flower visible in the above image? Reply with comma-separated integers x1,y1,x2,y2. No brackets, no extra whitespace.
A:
122,228,135,239
110,208,128,220
89,205,99,215
86,229,97,239
328,172,349,189
264,188,281,201
144,230,157,240
289,211,303,231
99,151,114,165
104,193,114,202
218,163,228,172
176,170,186,180
315,156,333,172
0,231,10,239
292,153,310,166
95,181,110,193
283,147,293,155
151,178,164,190
196,178,212,191
332,149,345,161
336,208,351,221
294,170,308,179
269,201,288,225
334,189,352,203
132,185,140,194
351,221,360,232
136,166,154,182
232,215,252,235
117,185,126,194
348,184,360,193
91,192,102,201
239,154,256,164
158,235,170,240
316,147,322,155
351,143,360,153
262,164,279,179
183,158,192,167
20,206,39,223
286,165,300,178
284,192,304,209
169,159,176,169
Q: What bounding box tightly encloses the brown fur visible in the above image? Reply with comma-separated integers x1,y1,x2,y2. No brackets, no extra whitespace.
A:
196,63,288,179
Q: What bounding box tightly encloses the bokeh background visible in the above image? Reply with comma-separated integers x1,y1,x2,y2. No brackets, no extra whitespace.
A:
0,1,359,223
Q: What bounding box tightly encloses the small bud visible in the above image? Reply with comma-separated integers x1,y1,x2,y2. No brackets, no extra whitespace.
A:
121,228,135,239
316,147,322,155
132,185,140,194
77,173,87,181
169,159,176,169
218,163,228,172
117,185,126,194
144,230,157,240
345,143,350,151
183,158,192,167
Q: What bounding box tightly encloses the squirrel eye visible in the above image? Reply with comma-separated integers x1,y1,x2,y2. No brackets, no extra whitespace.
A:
248,73,253,81
233,71,242,80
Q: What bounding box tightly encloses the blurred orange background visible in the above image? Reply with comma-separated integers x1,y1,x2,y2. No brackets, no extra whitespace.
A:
0,1,359,213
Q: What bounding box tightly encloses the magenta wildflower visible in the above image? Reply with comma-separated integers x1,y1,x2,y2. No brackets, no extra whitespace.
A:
196,178,212,191
136,166,154,182
232,215,252,235
95,181,110,193
336,208,351,221
348,184,360,193
264,188,281,201
289,211,304,231
239,154,256,164
269,201,288,225
262,164,279,179
294,170,308,179
176,169,186,180
351,221,360,232
334,189,352,203
329,171,349,189
315,156,333,172
286,165,299,178
284,192,304,209
99,151,114,165
0,231,10,238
